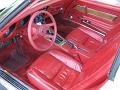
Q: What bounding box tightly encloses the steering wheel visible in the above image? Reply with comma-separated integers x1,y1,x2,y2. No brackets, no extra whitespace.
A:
28,10,57,51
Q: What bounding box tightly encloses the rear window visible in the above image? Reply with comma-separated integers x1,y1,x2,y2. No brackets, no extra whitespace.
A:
96,0,120,6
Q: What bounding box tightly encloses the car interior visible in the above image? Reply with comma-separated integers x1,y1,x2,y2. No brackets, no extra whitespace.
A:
0,0,120,89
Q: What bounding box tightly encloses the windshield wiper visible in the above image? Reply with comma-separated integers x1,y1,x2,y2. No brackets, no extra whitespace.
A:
0,8,5,12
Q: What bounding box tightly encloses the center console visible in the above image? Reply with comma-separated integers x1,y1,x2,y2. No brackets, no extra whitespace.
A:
54,34,92,63
55,34,88,53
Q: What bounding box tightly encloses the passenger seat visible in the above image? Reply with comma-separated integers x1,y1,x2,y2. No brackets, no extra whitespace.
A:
66,26,104,52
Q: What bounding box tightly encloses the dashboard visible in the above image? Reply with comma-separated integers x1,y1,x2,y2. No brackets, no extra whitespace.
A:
0,0,73,49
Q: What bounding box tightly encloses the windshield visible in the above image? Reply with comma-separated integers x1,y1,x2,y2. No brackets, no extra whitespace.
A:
96,0,120,6
0,0,16,10
0,0,19,18
0,0,32,29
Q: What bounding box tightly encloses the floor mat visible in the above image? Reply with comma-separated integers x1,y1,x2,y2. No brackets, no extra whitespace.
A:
4,50,29,71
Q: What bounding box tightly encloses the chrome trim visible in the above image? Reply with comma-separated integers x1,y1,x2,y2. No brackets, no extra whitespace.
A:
64,18,106,37
73,5,117,22
0,67,33,90
87,8,117,22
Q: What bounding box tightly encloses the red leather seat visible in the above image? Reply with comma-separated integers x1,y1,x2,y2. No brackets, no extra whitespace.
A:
27,50,82,90
66,27,103,52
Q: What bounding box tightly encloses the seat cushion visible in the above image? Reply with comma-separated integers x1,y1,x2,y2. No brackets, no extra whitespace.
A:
66,27,103,51
27,50,81,90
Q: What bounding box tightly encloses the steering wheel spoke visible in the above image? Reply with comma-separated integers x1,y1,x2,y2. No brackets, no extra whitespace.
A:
45,23,55,27
45,34,54,40
42,23,55,33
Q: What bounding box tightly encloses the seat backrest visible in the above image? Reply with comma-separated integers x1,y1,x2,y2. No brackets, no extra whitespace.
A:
49,50,82,72
78,26,104,43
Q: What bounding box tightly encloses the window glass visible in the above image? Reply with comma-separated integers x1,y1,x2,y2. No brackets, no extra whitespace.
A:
0,0,19,17
96,0,120,6
0,0,32,29
0,0,17,11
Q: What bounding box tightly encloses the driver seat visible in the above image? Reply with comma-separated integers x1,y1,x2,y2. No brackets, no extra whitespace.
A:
27,50,82,90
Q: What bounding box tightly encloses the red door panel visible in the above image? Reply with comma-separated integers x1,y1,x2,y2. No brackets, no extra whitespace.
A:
64,0,120,38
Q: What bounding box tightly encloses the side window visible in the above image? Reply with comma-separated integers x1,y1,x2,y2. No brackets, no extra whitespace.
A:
96,0,120,6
